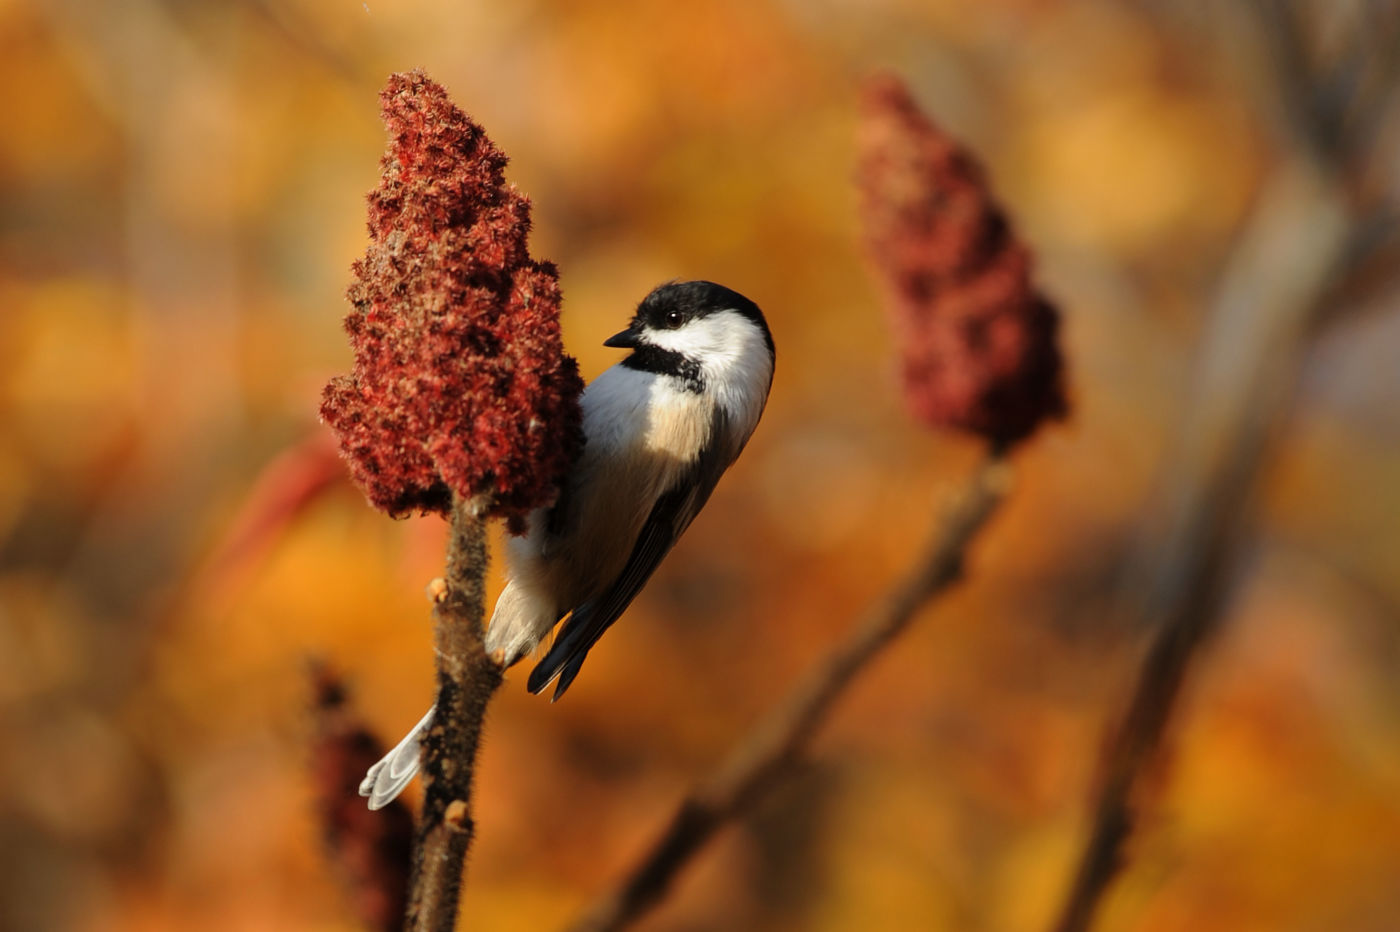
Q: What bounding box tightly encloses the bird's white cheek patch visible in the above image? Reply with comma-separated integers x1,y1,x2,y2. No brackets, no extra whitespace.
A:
647,310,749,360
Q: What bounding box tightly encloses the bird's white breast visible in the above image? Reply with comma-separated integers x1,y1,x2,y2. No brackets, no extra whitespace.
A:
580,364,714,465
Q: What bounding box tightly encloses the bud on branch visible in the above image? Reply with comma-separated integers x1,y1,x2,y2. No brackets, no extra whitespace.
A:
857,74,1067,447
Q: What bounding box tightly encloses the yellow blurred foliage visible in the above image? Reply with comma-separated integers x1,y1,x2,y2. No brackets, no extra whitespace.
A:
1,1,1397,931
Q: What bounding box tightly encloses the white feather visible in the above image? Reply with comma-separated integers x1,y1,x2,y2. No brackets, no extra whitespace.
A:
358,706,435,810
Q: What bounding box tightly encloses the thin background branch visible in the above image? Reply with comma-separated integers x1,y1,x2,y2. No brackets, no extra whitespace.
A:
1049,2,1400,929
565,448,1012,932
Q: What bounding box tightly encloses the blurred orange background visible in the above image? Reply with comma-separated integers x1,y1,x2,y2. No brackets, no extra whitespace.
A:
2,1,1398,930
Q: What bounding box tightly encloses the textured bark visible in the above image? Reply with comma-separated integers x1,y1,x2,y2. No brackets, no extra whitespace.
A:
406,505,503,932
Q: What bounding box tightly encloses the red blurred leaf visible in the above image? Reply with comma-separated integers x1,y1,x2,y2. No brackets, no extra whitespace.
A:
310,662,414,932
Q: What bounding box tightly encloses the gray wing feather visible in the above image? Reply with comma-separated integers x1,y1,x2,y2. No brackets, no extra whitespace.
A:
527,410,735,699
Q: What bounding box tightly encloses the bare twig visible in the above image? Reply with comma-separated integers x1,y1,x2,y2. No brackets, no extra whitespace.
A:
565,449,1013,932
406,504,504,932
1249,0,1400,177
1047,144,1358,932
1049,5,1400,929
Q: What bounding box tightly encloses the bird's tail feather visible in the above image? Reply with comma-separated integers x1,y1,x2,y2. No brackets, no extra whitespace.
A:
550,653,588,701
526,606,597,699
359,705,434,810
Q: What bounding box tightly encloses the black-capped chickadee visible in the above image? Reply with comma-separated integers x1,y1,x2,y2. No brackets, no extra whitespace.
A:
360,280,775,809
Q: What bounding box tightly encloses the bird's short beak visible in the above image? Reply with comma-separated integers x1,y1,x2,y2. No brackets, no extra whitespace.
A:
603,325,642,348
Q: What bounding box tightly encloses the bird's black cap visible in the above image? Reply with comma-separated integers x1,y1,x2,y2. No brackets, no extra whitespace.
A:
610,280,774,357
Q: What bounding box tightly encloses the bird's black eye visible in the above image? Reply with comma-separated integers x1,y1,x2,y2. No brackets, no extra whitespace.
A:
664,310,683,327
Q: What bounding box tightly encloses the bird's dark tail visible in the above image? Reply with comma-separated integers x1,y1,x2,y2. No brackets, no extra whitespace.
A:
526,607,597,701
549,654,588,701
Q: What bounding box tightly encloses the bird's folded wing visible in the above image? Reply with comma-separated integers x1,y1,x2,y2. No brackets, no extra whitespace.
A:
527,410,734,699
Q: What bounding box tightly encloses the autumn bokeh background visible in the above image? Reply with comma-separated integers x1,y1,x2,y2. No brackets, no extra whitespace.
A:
3,1,1398,930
